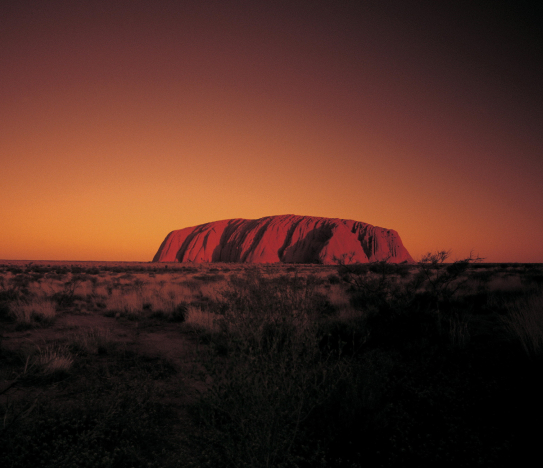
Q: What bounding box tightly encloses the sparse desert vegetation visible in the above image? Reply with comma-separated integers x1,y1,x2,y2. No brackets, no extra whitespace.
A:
1,257,543,467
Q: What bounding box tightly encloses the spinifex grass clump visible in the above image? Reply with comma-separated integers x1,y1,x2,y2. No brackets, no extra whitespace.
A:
67,328,116,356
34,344,74,377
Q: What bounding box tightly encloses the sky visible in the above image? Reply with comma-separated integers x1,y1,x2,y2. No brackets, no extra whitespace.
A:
1,0,542,263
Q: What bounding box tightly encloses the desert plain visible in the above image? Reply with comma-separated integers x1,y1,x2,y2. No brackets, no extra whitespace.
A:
1,257,542,467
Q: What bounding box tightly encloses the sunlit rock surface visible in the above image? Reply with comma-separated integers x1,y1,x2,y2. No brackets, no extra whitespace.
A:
153,215,414,264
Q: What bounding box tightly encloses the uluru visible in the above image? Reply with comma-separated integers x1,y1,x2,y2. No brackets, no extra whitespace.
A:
153,215,413,264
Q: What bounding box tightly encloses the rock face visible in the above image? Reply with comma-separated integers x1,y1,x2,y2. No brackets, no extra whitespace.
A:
153,215,413,264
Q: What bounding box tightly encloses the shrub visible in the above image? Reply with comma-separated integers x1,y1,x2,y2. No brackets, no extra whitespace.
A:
190,270,345,467
413,250,483,311
52,275,85,308
338,251,483,349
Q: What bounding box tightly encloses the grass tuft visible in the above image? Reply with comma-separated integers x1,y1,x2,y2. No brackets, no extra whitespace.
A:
33,344,74,377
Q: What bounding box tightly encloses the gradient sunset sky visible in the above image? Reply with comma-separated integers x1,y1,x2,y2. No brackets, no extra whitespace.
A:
2,0,542,262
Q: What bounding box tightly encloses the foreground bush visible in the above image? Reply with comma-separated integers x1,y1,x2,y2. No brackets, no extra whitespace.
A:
190,270,345,467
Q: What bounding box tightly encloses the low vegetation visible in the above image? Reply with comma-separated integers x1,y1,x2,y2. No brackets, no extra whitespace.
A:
1,258,542,467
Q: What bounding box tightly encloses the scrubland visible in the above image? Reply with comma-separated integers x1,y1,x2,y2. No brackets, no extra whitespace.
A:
1,256,543,467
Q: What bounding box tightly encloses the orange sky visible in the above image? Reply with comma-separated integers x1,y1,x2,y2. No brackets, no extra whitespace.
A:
1,1,542,262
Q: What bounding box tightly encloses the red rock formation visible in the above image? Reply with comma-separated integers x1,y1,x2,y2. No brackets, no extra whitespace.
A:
153,215,414,264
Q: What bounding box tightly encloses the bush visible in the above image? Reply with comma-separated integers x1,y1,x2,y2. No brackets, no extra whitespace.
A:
339,251,484,349
190,270,345,467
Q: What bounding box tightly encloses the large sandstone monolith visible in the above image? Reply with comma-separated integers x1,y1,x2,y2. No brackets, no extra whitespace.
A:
153,214,414,264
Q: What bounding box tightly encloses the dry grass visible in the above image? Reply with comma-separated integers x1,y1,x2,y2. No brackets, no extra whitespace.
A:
2,260,543,467
9,299,56,326
184,305,223,333
34,345,74,376
503,288,543,356
68,327,114,355
446,313,471,349
104,286,187,319
487,274,524,293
